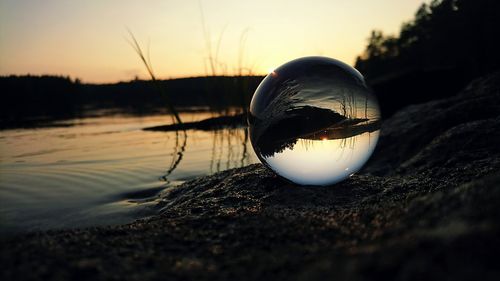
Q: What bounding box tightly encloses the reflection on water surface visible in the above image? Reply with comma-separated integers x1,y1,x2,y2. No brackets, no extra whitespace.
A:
0,112,256,233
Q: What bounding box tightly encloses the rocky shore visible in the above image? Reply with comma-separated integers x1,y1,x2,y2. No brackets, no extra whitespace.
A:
1,73,500,281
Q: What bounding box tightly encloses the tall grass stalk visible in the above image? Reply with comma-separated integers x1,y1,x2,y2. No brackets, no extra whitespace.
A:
199,0,227,76
235,28,260,115
126,29,183,125
199,0,262,114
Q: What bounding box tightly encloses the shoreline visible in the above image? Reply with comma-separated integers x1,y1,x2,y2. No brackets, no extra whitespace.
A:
143,113,247,131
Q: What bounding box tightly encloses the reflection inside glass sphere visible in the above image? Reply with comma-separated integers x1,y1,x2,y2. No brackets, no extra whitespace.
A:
248,56,381,186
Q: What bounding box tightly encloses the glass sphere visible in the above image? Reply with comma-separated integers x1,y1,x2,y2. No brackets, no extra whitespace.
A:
248,56,381,186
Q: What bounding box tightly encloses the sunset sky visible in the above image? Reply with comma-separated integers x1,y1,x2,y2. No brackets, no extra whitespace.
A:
0,0,426,83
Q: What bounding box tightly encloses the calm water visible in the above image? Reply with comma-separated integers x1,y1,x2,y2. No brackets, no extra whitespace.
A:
0,112,257,233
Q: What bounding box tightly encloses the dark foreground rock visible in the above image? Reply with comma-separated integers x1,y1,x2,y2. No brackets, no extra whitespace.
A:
1,73,500,281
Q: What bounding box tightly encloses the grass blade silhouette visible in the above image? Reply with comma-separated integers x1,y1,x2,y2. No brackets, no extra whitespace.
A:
126,29,183,125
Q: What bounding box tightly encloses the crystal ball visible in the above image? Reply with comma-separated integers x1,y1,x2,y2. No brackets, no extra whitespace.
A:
248,56,381,186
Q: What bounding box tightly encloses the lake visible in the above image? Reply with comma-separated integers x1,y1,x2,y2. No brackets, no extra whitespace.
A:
0,112,257,234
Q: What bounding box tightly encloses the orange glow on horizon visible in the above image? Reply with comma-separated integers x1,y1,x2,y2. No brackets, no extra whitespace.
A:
0,0,429,83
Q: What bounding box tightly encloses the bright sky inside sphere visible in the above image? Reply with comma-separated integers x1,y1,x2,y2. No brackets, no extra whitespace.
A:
0,0,427,83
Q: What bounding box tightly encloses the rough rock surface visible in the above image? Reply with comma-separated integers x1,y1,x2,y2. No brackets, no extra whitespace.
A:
1,73,500,281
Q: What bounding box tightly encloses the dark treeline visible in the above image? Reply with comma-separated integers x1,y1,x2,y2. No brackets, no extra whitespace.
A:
1,75,82,125
355,0,500,117
0,75,263,128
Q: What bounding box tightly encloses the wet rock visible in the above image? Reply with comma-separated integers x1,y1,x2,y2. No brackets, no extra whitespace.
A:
1,73,500,281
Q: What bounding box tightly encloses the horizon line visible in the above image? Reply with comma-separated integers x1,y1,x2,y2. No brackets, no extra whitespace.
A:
0,73,269,85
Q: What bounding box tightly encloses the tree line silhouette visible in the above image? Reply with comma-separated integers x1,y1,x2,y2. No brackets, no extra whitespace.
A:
0,75,262,128
355,0,500,117
355,0,499,80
